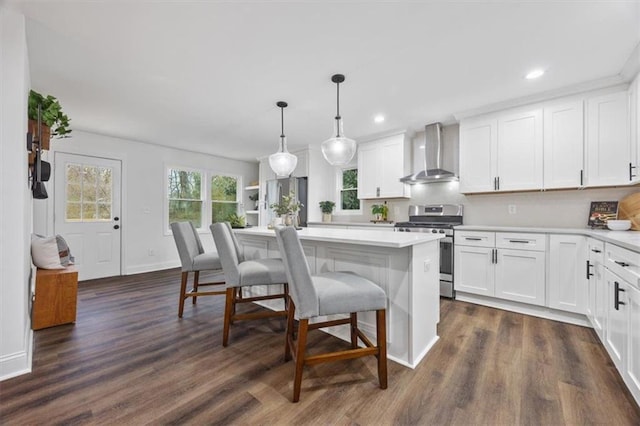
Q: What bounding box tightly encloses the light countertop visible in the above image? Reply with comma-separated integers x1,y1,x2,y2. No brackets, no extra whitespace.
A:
455,225,640,252
234,226,443,248
308,221,396,228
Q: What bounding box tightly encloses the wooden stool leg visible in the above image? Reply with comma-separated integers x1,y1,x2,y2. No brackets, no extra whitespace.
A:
222,287,235,347
292,318,309,403
376,309,388,389
284,297,295,362
350,313,358,349
192,271,200,305
178,271,188,318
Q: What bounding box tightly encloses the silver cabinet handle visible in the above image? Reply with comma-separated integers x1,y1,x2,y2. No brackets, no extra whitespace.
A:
509,239,529,244
465,237,482,241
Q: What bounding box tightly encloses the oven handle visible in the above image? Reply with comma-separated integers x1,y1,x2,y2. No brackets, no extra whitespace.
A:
440,236,453,244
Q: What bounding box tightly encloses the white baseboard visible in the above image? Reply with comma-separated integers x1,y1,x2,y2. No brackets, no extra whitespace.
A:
125,261,179,275
0,329,33,381
455,292,591,327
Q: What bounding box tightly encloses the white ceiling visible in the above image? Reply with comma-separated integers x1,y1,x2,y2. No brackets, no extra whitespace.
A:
9,1,640,162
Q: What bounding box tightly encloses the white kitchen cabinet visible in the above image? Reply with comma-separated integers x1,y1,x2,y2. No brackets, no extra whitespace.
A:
605,268,628,371
357,133,410,199
459,118,497,193
290,149,308,178
496,109,543,191
630,73,640,183
585,91,630,186
587,238,606,340
548,235,588,314
626,282,640,403
454,245,495,296
543,101,585,189
454,231,546,306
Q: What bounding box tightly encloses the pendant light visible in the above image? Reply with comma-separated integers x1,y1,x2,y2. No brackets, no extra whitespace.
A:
269,101,297,177
321,74,356,166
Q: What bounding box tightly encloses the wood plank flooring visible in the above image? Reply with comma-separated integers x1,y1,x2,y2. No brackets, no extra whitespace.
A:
1,268,639,425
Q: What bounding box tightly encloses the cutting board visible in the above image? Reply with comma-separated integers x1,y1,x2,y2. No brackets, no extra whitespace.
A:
618,192,640,230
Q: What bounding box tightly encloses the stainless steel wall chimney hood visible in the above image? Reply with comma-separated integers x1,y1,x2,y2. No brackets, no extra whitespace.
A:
400,122,457,184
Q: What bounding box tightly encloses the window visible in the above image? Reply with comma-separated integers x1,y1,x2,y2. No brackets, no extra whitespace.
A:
168,168,203,228
166,167,241,231
338,168,360,213
65,163,113,222
211,174,239,223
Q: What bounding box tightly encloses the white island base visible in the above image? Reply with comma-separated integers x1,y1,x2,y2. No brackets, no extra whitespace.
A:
234,227,442,369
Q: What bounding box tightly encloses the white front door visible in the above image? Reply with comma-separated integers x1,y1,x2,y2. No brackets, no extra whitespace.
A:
54,152,122,281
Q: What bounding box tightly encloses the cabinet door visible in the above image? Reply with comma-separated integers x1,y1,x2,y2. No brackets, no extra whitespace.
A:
454,245,494,296
626,283,640,403
357,143,380,198
543,101,584,189
379,137,409,198
587,239,606,340
459,118,497,193
605,269,627,371
495,248,545,306
586,91,630,186
497,109,543,191
548,235,588,314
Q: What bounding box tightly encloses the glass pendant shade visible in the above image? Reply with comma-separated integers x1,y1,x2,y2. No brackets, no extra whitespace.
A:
269,136,297,177
321,117,356,166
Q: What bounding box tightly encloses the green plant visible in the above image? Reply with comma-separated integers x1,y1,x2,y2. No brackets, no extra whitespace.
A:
371,204,388,219
225,213,246,228
319,201,335,214
28,90,72,138
271,190,302,216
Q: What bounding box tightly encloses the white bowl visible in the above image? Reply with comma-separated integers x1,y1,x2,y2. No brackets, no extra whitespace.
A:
607,220,631,231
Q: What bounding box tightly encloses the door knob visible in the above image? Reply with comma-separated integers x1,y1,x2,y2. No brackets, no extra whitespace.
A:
114,224,120,230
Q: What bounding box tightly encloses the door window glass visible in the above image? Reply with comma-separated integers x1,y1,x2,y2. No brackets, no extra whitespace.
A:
66,163,112,222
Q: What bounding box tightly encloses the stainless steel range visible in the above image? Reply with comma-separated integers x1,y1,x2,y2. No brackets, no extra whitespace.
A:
394,204,463,298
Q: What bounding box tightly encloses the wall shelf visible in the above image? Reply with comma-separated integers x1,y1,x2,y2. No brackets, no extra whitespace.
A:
246,210,259,215
244,185,259,191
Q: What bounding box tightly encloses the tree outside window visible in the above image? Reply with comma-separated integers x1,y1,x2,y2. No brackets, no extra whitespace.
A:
341,168,360,211
211,175,238,223
168,169,202,227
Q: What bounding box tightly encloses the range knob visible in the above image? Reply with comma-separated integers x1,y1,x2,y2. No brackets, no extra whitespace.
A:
439,229,445,234
431,229,437,234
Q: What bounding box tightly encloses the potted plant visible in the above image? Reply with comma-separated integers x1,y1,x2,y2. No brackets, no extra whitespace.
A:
248,193,260,210
270,190,303,226
319,201,336,222
225,213,246,228
28,90,72,150
371,203,388,221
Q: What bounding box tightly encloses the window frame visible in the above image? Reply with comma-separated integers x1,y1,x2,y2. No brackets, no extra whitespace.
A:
165,165,242,234
335,166,362,215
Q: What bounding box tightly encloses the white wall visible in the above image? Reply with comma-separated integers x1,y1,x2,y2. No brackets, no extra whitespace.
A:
37,131,258,275
0,8,33,380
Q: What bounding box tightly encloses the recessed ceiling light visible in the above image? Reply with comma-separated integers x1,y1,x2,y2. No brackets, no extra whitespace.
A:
374,114,385,123
525,69,545,80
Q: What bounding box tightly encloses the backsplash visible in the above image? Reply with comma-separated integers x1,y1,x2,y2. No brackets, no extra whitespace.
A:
334,183,639,228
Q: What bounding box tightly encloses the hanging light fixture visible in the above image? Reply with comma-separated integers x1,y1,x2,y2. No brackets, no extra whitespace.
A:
269,101,297,177
321,74,356,166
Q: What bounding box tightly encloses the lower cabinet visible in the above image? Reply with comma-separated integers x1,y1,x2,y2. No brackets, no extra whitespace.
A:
626,282,640,403
547,235,588,314
454,231,546,306
587,238,606,340
605,268,628,371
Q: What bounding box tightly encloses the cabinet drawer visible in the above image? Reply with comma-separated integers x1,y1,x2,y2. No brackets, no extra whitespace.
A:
588,239,605,264
606,243,640,289
455,231,495,247
495,232,546,251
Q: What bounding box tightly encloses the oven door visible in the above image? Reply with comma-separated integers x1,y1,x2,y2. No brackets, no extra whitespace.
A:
439,236,454,297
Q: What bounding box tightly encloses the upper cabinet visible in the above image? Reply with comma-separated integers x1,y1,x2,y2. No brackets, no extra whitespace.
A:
459,118,497,193
496,109,543,191
459,87,635,194
357,133,410,199
544,100,584,189
585,91,630,186
630,73,640,183
459,109,542,193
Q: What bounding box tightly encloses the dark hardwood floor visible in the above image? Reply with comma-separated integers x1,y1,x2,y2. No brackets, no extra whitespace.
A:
1,268,639,425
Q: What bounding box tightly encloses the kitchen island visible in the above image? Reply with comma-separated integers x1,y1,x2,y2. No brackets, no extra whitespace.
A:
233,227,443,368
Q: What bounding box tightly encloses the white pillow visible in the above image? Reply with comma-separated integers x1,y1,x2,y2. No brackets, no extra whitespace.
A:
31,234,65,269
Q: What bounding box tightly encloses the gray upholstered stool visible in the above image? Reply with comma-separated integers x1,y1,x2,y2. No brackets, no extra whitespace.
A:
170,221,225,318
211,222,289,346
275,226,388,402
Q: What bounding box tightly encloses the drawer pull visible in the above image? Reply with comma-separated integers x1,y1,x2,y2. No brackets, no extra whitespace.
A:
465,237,482,241
591,248,601,253
614,261,630,267
508,239,530,244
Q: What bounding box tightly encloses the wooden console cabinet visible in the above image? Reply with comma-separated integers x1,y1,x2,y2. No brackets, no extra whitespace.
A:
32,266,78,330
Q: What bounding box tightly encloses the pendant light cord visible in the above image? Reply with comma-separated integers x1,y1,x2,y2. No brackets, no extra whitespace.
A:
335,81,341,137
280,105,285,138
